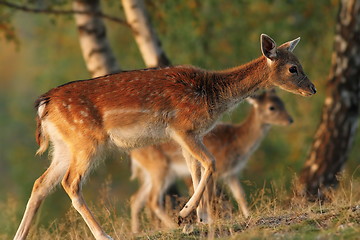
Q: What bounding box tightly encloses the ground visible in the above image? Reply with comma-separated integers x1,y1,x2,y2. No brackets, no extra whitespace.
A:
3,176,360,239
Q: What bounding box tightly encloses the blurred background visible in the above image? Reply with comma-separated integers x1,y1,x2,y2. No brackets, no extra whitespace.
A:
1,0,359,234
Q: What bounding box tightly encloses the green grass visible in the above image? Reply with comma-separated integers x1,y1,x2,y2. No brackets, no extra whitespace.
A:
2,174,360,240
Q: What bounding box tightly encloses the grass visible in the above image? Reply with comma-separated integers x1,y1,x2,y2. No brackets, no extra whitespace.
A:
2,173,360,240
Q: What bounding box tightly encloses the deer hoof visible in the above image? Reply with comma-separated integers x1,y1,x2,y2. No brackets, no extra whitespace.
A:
177,215,184,225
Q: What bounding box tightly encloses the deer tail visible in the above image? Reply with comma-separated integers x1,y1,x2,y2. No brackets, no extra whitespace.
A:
35,98,50,155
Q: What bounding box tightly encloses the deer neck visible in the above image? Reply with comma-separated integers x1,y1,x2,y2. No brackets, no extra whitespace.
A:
235,107,271,152
209,56,271,115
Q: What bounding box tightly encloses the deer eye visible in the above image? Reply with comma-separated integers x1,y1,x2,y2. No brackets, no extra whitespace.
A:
269,106,276,111
289,66,298,74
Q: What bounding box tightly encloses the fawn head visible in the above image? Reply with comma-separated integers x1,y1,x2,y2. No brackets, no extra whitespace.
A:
261,34,316,97
247,89,293,126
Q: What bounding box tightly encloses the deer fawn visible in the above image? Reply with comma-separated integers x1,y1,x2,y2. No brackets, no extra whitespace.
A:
14,34,315,240
129,90,293,232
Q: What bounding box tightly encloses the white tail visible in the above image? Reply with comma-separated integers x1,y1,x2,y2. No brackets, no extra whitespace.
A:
15,34,314,240
130,90,294,232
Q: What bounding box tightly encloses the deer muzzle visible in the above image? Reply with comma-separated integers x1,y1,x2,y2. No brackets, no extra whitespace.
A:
299,77,317,96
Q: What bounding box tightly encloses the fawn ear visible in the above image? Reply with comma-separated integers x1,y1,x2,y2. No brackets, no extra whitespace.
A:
279,37,300,52
266,88,277,96
246,95,259,107
260,34,277,60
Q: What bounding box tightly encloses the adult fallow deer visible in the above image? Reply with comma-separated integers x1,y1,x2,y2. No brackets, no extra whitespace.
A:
15,34,315,240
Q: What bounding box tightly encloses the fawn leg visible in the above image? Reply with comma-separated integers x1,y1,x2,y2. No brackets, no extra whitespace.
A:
226,176,250,218
130,176,152,233
148,175,177,229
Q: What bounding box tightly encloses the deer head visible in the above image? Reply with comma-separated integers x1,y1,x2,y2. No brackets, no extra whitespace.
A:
247,89,294,126
261,34,316,97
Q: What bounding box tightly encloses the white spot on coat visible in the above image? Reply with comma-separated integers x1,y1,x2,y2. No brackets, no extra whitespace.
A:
80,110,89,117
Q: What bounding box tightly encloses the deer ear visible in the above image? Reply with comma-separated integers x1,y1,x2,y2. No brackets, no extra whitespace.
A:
246,95,259,107
266,88,277,96
279,37,300,52
260,34,277,60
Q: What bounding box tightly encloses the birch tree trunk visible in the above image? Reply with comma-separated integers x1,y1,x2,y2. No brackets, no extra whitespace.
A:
300,0,360,199
121,0,171,67
73,0,120,77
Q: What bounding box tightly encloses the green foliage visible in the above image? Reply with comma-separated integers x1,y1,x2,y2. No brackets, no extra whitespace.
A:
0,3,18,43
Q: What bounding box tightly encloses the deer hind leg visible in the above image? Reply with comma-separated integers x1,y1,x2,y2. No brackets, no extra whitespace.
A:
171,131,215,220
14,140,71,240
226,176,250,218
61,147,112,240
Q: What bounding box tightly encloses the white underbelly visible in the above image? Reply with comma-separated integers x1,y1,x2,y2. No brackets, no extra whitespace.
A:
220,153,251,180
108,124,168,149
169,161,191,177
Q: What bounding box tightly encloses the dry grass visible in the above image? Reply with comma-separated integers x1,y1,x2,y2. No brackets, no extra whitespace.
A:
3,172,360,240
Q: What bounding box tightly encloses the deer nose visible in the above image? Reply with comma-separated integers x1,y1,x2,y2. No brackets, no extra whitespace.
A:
289,117,294,124
309,84,317,94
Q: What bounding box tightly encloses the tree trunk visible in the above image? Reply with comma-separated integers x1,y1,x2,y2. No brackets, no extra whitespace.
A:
300,0,360,199
121,0,171,67
73,0,120,77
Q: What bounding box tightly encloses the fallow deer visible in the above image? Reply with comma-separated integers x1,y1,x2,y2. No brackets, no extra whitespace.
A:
130,90,293,232
14,34,315,240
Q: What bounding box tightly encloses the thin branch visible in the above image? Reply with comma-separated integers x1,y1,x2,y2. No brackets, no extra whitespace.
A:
0,1,130,27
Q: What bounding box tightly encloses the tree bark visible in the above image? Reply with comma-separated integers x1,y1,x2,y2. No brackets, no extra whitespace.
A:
73,0,120,77
121,0,171,67
300,0,360,198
